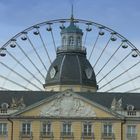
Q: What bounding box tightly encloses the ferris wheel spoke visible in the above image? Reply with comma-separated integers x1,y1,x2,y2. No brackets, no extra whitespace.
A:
93,36,112,68
96,42,123,76
0,18,139,92
0,62,42,90
104,75,140,92
97,51,132,84
36,28,52,64
89,34,100,60
6,51,43,85
24,68,44,88
16,42,45,80
126,87,140,93
83,31,88,46
0,87,9,90
26,35,48,72
50,30,57,52
0,75,31,91
46,23,56,52
99,61,140,90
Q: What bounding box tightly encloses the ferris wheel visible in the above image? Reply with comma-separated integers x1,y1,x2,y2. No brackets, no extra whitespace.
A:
0,18,140,93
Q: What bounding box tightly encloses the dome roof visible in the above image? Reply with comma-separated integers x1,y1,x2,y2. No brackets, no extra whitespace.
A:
61,22,83,35
44,52,97,89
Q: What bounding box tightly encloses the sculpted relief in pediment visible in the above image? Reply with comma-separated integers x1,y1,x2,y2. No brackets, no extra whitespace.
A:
40,91,96,117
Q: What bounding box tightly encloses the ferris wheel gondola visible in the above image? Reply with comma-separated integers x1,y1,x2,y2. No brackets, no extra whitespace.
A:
0,18,139,92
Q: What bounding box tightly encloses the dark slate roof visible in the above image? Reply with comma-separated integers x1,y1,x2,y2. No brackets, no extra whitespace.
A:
77,92,140,110
0,91,57,107
45,52,97,89
0,91,140,110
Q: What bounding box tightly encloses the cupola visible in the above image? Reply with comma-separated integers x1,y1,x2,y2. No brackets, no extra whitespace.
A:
44,15,98,92
58,15,84,54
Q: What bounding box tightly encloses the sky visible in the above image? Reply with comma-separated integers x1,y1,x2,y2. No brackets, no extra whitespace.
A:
0,0,140,48
0,0,140,92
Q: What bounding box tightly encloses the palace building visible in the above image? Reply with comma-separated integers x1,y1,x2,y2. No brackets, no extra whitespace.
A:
0,15,140,140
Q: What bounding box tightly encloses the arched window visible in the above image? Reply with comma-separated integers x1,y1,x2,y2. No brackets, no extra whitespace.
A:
62,36,66,46
68,36,74,46
77,37,81,46
1,103,9,113
127,105,134,111
127,105,136,116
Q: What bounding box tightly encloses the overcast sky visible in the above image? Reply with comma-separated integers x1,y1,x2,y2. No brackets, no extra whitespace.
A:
0,0,140,48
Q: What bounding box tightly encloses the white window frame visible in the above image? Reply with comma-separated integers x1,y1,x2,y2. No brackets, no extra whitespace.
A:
63,122,71,133
77,37,81,46
62,36,66,46
0,123,7,135
42,121,52,133
21,122,31,135
127,125,137,137
102,123,113,136
69,36,74,46
61,121,72,136
83,122,92,135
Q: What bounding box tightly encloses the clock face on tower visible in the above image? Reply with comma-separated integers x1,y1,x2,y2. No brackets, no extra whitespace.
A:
85,67,93,79
50,67,56,79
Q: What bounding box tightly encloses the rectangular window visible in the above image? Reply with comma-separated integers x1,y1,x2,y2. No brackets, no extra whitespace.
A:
83,123,92,136
42,122,51,135
62,122,72,136
22,122,31,135
127,125,136,137
103,124,112,136
0,123,7,135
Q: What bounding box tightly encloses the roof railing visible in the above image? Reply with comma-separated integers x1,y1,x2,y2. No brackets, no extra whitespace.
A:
57,45,86,53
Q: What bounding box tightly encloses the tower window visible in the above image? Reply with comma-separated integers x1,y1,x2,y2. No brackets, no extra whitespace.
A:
68,36,74,46
77,37,81,46
62,36,66,46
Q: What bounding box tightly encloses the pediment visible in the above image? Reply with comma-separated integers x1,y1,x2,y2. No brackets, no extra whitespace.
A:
40,91,96,117
15,90,121,118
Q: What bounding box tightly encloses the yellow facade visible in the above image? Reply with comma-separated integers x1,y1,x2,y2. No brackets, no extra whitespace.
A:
1,118,137,140
45,84,97,92
0,91,139,140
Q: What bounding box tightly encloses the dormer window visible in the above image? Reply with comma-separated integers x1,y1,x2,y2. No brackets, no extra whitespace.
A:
1,103,9,114
69,36,74,46
127,105,134,111
127,105,136,116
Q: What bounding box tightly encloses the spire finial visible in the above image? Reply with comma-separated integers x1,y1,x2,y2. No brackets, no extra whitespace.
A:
71,4,73,17
71,4,74,22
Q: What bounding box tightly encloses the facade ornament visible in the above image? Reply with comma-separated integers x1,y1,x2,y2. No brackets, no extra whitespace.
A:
11,97,26,109
111,98,117,110
117,98,122,110
111,98,122,110
40,90,96,117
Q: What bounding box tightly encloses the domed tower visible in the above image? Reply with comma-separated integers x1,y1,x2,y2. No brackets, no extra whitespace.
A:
44,16,98,92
